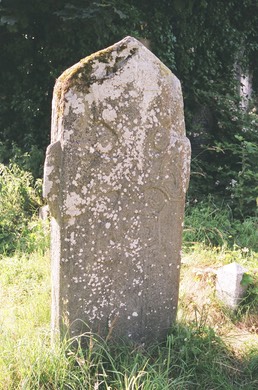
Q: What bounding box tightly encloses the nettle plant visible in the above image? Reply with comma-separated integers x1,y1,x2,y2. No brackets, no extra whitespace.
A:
187,87,258,220
214,98,258,218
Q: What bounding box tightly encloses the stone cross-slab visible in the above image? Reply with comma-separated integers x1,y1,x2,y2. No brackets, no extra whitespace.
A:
43,36,191,343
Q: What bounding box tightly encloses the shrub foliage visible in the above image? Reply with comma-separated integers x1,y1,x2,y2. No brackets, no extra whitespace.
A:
0,162,47,254
0,0,258,216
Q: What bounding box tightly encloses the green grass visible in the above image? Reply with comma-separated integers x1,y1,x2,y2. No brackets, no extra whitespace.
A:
184,197,258,251
0,243,257,389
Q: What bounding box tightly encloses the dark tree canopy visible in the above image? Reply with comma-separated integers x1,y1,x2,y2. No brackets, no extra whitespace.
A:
1,0,258,216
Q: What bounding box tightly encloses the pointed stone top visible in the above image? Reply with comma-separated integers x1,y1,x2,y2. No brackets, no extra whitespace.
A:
57,36,167,89
51,36,185,144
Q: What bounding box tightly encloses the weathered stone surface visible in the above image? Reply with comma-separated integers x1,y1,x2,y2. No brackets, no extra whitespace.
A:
216,262,248,309
43,36,191,343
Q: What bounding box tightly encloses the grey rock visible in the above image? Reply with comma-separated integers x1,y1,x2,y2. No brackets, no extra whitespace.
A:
216,262,248,309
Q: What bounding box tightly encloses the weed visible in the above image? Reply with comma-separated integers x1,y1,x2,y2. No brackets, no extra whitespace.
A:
184,197,233,247
0,163,47,255
184,198,258,251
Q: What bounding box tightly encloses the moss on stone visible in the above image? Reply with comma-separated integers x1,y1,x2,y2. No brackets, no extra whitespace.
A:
53,36,140,121
57,37,139,93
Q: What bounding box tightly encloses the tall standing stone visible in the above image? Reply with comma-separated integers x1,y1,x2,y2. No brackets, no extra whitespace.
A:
43,36,191,343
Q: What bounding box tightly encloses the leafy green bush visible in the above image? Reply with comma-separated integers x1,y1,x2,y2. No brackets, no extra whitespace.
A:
187,97,258,219
0,142,45,179
0,162,48,254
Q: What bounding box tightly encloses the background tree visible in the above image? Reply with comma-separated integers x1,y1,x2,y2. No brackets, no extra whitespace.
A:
0,0,257,217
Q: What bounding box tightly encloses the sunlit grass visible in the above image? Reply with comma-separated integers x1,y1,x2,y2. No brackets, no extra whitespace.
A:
0,243,257,389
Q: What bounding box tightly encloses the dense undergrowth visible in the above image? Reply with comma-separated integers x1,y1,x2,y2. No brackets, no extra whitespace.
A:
184,196,258,251
0,163,257,389
0,162,48,255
